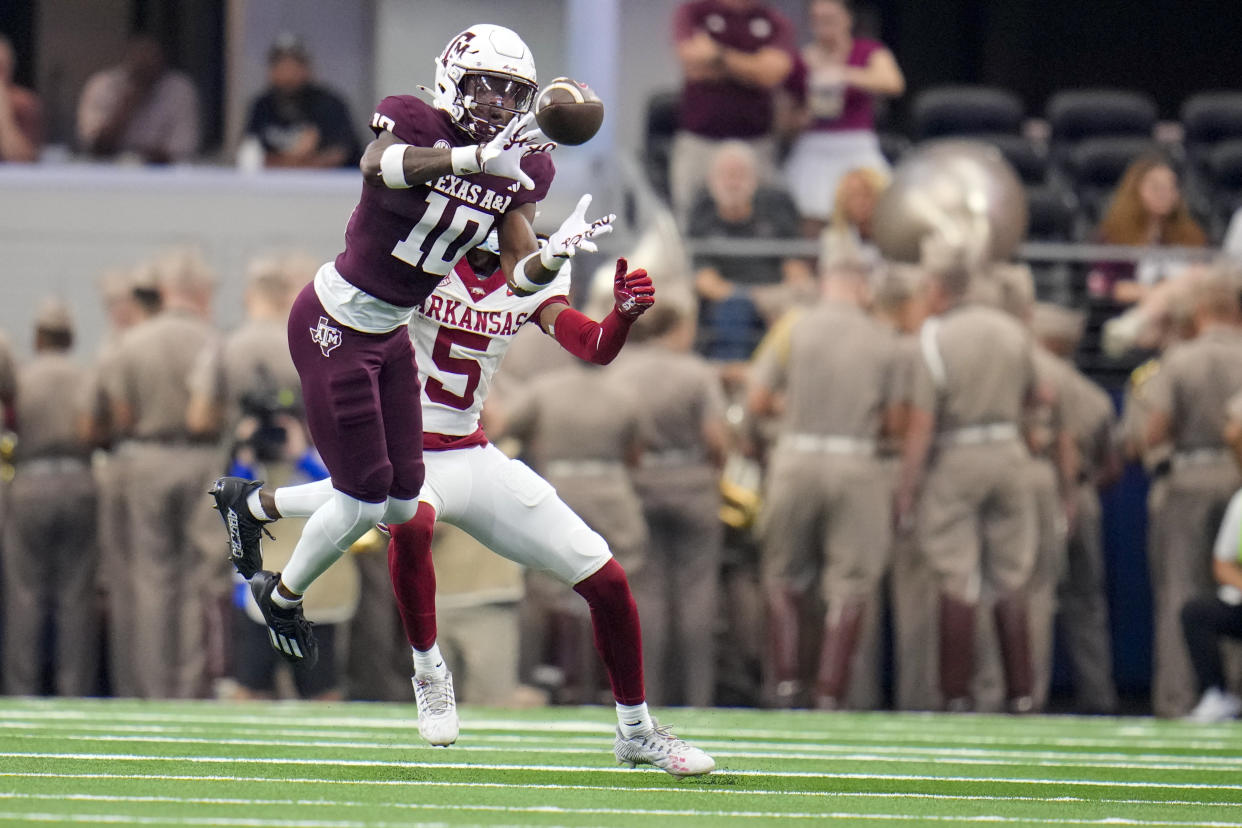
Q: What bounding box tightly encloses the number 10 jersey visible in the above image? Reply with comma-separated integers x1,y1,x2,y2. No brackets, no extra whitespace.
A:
333,95,555,311
412,256,571,445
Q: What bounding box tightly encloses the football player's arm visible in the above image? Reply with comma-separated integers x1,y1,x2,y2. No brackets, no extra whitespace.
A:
536,258,654,365
502,195,617,297
359,130,452,188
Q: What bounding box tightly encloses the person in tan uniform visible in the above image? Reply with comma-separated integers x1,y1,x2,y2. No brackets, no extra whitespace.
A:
896,261,1039,713
185,251,363,700
749,258,903,709
611,301,729,707
103,247,218,699
88,267,161,697
991,264,1078,712
1143,265,1242,717
1033,301,1122,713
2,301,99,695
501,360,649,705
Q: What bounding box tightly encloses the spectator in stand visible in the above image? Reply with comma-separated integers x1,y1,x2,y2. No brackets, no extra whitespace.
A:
1089,154,1207,303
688,141,812,369
0,34,44,162
819,166,888,267
77,32,201,164
241,34,362,169
784,0,903,236
670,0,796,224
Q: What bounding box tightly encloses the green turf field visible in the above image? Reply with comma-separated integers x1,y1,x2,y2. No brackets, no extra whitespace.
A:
1,698,1240,827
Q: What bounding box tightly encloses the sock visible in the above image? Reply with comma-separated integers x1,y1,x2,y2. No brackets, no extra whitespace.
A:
616,702,652,737
272,579,302,608
246,489,275,521
572,558,646,707
273,478,336,519
389,503,439,652
413,643,447,679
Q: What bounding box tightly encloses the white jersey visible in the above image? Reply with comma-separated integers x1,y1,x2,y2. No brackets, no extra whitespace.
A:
411,257,571,439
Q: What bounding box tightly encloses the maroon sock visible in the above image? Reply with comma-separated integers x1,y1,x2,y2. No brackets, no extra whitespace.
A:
387,502,438,652
573,558,645,706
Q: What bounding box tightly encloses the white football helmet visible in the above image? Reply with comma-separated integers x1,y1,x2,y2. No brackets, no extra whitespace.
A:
431,24,538,141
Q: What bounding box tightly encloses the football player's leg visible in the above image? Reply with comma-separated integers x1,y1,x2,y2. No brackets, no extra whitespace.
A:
453,449,713,775
378,332,424,525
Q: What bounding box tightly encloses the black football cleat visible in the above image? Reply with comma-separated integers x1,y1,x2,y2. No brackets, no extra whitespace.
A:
209,476,274,580
250,570,318,668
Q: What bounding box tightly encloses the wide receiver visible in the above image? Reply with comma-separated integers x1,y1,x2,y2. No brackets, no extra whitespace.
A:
211,25,612,668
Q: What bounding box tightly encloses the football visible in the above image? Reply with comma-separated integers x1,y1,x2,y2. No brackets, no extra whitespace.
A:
535,77,604,145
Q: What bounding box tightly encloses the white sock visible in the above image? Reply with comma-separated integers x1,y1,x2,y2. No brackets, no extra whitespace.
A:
616,702,652,737
273,478,336,519
281,490,386,594
246,489,275,521
413,643,447,679
271,581,302,609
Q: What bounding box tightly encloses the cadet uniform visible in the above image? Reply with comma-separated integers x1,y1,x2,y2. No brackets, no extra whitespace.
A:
106,308,217,698
1060,366,1120,712
3,336,98,695
612,341,727,707
912,303,1038,710
754,299,901,709
886,333,943,710
506,362,648,704
1144,325,1242,717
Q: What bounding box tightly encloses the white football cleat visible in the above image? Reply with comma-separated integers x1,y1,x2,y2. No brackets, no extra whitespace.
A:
412,671,459,746
614,721,716,777
1185,687,1242,723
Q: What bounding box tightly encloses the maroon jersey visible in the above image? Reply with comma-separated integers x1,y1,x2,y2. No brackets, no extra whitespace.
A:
334,95,555,308
674,0,797,139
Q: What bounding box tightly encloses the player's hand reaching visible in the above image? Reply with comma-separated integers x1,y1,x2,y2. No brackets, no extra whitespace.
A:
612,258,655,319
471,113,554,189
544,194,615,262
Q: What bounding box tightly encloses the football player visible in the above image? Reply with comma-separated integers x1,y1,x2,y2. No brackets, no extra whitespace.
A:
218,230,716,776
210,25,612,671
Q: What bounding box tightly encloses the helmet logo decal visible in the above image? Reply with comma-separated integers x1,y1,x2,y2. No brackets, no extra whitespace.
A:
441,31,476,67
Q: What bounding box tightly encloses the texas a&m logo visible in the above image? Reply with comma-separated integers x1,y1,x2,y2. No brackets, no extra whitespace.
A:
440,31,475,67
310,316,342,357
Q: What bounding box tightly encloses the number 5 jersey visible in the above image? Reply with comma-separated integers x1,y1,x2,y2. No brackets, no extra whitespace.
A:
412,255,572,449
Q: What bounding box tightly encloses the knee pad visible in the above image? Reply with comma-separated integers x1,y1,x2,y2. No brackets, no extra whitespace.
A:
323,490,387,551
382,496,419,526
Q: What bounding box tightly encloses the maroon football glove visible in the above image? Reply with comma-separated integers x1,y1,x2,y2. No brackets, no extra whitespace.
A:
613,257,655,320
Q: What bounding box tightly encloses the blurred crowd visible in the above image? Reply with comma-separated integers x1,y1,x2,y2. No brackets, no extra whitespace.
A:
4,0,1242,719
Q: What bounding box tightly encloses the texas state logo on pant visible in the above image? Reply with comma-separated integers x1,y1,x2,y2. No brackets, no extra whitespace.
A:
310,316,342,357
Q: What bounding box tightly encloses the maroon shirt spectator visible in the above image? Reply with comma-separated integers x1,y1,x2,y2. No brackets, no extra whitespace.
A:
783,0,903,232
669,0,796,225
0,34,44,162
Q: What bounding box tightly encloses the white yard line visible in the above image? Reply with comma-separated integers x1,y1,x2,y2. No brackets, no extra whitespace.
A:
0,804,1239,828
5,718,1242,754
3,733,1240,773
3,751,1242,790
2,706,1237,744
2,771,1239,809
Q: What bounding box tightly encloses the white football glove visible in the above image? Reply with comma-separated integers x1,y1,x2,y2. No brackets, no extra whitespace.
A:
540,194,615,268
455,113,554,190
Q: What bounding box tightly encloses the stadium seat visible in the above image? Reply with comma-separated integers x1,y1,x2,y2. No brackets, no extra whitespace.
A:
1204,139,1242,239
1025,184,1078,242
910,85,1024,140
966,133,1048,185
877,131,910,166
643,90,680,200
1065,136,1163,227
1046,89,1158,176
1181,91,1242,169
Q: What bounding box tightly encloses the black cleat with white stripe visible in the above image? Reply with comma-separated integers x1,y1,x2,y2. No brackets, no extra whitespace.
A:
250,570,318,668
209,476,273,580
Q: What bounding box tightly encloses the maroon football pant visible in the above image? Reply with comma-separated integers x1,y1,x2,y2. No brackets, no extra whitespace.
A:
287,282,424,503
